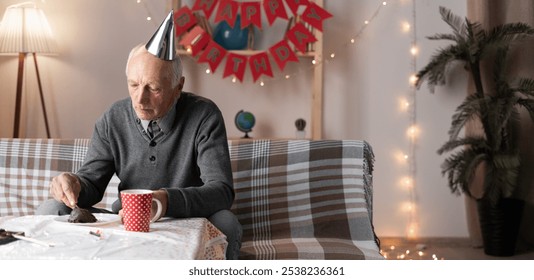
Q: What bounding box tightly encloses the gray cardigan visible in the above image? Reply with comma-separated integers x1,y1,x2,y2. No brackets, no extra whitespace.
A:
76,92,235,218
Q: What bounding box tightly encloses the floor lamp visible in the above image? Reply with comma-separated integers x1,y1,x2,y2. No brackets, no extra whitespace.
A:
0,3,58,138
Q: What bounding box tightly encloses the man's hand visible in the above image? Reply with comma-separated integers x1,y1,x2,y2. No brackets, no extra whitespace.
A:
49,172,81,208
152,189,168,220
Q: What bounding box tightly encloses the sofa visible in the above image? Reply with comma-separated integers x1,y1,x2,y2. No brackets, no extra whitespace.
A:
0,138,383,260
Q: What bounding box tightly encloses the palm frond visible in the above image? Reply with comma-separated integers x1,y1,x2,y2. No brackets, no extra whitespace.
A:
486,154,521,203
492,47,509,91
486,95,520,149
441,148,487,196
447,94,488,140
437,136,488,155
439,6,467,39
466,21,486,62
426,33,458,41
415,45,466,92
484,22,534,49
515,78,534,97
516,98,534,123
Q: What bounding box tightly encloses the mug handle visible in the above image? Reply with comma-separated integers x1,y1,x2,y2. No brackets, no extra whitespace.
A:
150,198,163,223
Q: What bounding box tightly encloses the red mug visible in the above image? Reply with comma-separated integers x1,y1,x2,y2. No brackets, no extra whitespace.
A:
120,189,163,232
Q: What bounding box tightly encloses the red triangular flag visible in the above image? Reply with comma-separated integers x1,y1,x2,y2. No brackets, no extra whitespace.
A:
249,52,273,82
174,6,198,36
300,2,333,31
284,0,309,15
198,40,227,73
214,0,239,28
240,2,262,29
192,0,219,19
286,23,317,53
268,40,299,71
223,53,248,82
263,0,288,26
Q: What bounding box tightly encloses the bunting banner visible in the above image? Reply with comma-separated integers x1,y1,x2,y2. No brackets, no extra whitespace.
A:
269,39,299,71
286,23,317,53
240,2,262,29
176,0,332,83
214,0,239,27
174,6,197,36
285,0,310,15
249,52,274,81
300,2,333,31
197,39,227,73
192,0,218,19
263,0,288,25
223,53,248,82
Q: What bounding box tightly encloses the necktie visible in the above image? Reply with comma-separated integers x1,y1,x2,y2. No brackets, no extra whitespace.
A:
147,120,160,139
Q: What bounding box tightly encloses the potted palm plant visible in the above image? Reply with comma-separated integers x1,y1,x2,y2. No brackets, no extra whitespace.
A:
415,6,534,256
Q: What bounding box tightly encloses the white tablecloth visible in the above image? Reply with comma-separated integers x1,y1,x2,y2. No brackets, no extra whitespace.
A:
0,215,227,260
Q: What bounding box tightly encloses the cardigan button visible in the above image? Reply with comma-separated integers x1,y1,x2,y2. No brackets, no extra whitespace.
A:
149,156,156,161
149,141,157,147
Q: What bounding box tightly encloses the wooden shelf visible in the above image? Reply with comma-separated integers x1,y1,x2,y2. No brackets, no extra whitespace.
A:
177,48,316,57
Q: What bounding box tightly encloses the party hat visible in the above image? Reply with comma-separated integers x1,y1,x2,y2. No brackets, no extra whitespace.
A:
145,10,175,60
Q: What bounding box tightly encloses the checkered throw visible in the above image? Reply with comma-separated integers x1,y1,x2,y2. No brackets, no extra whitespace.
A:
0,138,382,259
0,138,118,216
228,139,382,259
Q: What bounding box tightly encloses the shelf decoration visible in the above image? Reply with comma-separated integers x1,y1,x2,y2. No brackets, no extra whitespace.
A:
174,0,332,82
235,110,256,138
213,15,250,50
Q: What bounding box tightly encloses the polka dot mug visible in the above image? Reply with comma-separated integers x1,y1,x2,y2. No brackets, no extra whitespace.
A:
120,189,163,232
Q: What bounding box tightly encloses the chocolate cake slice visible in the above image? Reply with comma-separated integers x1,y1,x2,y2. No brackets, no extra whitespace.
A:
68,207,97,223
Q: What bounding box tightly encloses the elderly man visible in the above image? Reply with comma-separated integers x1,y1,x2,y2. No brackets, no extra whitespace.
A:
37,17,242,259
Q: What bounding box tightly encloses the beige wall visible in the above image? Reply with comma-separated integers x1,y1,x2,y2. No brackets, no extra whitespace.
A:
0,0,470,238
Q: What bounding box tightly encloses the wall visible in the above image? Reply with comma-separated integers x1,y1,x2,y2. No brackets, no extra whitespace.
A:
0,0,468,238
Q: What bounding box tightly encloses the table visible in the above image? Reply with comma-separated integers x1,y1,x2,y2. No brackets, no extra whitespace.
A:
0,215,227,260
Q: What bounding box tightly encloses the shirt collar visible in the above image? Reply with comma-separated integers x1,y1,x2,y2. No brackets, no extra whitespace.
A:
137,97,178,135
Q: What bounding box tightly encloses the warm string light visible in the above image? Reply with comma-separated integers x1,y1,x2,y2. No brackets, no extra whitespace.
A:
405,0,420,240
257,0,388,86
136,0,156,26
394,0,420,241
379,241,443,260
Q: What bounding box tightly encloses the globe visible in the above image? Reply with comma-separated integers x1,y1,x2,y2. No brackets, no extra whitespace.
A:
235,110,255,138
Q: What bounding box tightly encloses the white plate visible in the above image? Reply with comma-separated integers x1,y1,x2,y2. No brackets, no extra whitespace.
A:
53,213,121,227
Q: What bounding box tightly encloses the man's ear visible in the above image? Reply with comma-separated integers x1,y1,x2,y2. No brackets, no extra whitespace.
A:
178,76,185,91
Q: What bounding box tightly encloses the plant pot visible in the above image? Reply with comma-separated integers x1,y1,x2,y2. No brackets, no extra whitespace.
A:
477,197,524,257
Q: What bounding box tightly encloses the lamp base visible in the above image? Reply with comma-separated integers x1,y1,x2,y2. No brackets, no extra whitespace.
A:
12,52,51,138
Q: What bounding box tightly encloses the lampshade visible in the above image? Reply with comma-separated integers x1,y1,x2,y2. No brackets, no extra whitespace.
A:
0,2,58,54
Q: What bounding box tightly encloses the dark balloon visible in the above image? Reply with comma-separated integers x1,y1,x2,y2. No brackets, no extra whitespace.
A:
213,15,249,50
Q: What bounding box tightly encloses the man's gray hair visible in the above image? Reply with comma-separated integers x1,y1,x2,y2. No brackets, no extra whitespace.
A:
125,44,183,87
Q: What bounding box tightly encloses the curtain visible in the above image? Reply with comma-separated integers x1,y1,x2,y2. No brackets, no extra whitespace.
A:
467,0,534,251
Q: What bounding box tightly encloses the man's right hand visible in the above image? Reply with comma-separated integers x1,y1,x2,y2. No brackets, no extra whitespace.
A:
49,172,81,208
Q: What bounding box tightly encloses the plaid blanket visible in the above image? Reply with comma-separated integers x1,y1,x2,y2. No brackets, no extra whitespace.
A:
0,139,118,216
0,138,382,260
228,139,382,259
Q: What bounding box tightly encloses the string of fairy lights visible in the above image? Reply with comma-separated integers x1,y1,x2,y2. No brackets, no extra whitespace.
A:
135,0,437,259
402,0,420,241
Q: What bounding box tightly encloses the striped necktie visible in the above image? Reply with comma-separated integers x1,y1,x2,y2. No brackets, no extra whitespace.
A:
147,120,160,139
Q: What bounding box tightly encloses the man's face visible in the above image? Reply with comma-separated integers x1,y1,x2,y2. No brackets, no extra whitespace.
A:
126,50,181,120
